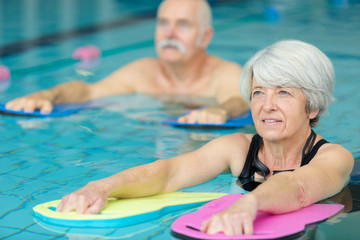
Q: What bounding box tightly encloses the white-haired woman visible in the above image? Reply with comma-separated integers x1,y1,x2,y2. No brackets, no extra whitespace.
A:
57,40,353,235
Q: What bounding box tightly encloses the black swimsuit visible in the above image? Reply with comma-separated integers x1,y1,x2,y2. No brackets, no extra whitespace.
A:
238,130,329,191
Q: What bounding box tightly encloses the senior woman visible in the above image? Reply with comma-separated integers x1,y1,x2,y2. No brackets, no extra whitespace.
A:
57,40,353,235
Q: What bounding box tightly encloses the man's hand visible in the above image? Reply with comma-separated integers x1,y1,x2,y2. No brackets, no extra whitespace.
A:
56,181,109,214
177,106,227,124
6,94,54,113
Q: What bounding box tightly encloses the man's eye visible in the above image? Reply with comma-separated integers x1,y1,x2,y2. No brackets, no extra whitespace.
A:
158,20,168,27
178,21,190,28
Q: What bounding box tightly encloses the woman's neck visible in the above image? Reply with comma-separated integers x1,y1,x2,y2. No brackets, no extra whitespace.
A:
260,127,314,171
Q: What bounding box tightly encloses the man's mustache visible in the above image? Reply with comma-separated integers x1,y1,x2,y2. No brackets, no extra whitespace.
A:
157,39,186,53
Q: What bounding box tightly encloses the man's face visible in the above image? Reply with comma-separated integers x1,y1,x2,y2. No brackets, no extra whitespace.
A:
155,0,204,64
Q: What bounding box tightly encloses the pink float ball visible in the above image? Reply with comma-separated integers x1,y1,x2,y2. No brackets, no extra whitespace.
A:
0,65,10,81
72,45,101,61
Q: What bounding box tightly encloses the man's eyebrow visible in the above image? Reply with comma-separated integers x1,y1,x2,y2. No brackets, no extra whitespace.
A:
177,18,191,22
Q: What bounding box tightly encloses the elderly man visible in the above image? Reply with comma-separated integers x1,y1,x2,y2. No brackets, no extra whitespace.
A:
6,0,248,123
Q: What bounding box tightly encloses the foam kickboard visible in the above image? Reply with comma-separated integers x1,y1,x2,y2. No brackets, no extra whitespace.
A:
33,192,227,228
0,100,114,117
171,193,344,240
163,111,253,128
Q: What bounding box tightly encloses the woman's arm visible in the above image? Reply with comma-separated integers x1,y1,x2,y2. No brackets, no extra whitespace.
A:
202,143,354,235
56,133,248,214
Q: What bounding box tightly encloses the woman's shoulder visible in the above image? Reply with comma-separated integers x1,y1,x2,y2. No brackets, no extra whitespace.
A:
205,133,254,154
316,134,352,155
318,142,353,158
218,133,255,144
216,133,255,177
312,140,354,170
216,132,254,152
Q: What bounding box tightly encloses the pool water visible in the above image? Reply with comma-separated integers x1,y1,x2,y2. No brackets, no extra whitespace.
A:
0,0,360,239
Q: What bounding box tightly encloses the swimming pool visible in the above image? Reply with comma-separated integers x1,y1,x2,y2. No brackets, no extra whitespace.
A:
0,0,360,239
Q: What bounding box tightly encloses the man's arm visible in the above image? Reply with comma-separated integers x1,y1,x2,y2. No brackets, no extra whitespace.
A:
178,61,249,124
211,61,249,118
5,81,94,113
177,96,248,124
5,59,147,113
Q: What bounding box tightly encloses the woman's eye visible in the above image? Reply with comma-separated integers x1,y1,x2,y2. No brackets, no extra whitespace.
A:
252,91,263,97
279,90,290,96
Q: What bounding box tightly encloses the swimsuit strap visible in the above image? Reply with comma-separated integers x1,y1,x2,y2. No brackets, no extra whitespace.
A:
302,129,316,161
238,131,329,191
301,139,329,166
240,134,262,179
239,130,328,179
251,130,319,178
253,148,270,178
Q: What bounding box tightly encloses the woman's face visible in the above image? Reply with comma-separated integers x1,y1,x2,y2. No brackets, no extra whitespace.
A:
250,78,318,142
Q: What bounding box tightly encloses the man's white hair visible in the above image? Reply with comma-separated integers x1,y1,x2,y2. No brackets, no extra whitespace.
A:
157,0,212,31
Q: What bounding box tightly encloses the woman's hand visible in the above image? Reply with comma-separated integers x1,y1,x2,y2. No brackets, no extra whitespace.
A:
56,181,110,214
201,194,258,235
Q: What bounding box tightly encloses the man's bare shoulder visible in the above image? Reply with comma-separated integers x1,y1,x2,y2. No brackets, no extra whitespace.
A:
206,55,242,83
129,57,161,71
208,55,242,73
115,57,160,81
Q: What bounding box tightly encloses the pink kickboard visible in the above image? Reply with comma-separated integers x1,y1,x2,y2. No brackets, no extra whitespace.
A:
72,45,101,61
171,193,344,240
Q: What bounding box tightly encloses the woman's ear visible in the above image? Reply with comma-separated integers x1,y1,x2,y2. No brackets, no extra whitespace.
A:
309,109,320,120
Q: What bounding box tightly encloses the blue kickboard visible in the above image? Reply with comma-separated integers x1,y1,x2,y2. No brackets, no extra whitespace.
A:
163,111,253,128
0,101,114,117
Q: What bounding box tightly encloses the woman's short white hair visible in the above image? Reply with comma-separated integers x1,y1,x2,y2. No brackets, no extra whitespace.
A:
239,40,335,127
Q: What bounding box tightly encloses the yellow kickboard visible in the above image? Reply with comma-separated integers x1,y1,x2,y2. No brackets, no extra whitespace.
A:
33,192,227,228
